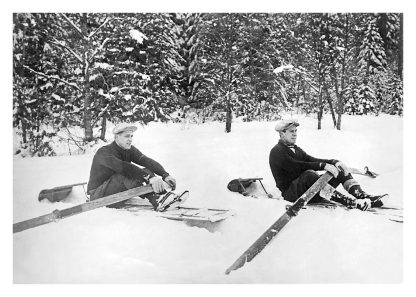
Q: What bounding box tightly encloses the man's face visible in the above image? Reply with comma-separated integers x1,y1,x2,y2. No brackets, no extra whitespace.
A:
281,126,297,145
115,131,134,150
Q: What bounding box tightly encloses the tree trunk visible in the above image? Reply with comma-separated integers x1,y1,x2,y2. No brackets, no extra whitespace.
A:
336,113,342,130
398,13,403,79
325,87,337,127
335,13,350,131
100,114,107,140
80,13,94,142
83,92,94,142
22,120,27,143
225,94,232,133
317,85,322,130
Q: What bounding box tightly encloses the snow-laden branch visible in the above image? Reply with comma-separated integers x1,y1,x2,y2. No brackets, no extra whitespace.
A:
276,65,320,93
88,38,110,64
23,66,82,93
88,17,110,39
59,13,86,39
50,37,83,64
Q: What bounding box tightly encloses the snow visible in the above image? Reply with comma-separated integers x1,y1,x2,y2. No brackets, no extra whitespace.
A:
129,29,147,44
273,64,294,74
13,114,403,284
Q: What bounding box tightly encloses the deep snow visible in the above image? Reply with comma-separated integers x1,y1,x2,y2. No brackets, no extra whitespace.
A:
13,114,403,284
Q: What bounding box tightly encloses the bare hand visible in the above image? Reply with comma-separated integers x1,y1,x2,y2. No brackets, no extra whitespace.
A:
324,164,339,178
149,176,165,193
335,161,351,176
164,175,177,191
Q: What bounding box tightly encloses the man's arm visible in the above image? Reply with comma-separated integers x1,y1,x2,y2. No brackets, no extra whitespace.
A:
298,147,338,166
130,147,170,179
96,149,153,180
280,153,326,172
270,147,325,172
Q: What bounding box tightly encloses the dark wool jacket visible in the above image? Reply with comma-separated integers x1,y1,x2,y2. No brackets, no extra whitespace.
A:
269,139,338,194
87,141,169,192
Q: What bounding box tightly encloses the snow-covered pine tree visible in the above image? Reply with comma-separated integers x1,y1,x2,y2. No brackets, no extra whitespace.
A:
166,13,206,122
13,13,59,156
355,81,376,115
88,14,154,132
198,13,249,132
358,16,387,77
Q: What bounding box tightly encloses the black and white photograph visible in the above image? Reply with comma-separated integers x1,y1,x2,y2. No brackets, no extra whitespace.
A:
5,0,414,293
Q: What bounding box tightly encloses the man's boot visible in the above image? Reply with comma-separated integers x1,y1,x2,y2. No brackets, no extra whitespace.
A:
330,189,371,211
348,185,388,207
141,192,161,210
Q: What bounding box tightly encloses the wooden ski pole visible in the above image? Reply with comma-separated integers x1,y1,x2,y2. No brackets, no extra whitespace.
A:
14,184,154,234
225,172,333,275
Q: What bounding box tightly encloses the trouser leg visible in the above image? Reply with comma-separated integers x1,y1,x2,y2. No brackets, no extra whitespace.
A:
282,170,328,203
282,170,352,203
89,173,148,208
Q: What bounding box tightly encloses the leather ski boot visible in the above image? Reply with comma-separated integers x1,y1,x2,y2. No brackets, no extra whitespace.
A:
141,192,161,210
330,190,371,211
348,185,388,207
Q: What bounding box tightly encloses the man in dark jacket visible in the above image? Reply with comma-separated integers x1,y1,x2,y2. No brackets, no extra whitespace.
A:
269,119,387,210
87,123,176,209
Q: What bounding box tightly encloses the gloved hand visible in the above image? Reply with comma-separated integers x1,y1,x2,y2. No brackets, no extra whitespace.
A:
164,175,177,191
149,176,165,193
355,198,371,211
335,161,351,176
324,163,339,178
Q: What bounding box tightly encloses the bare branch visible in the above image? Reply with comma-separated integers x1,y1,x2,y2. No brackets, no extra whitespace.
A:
50,38,83,63
59,13,86,39
62,127,86,152
88,17,110,39
23,66,82,92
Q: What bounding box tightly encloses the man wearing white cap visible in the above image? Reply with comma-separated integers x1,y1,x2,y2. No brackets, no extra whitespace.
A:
269,119,387,210
87,123,177,209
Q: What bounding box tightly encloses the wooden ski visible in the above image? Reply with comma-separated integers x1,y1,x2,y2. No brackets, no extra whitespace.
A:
13,184,154,234
225,172,333,275
348,166,378,178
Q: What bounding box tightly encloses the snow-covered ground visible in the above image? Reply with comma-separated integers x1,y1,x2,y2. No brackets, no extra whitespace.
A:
13,114,403,284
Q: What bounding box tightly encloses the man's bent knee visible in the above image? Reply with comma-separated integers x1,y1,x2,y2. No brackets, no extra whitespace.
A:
301,170,320,182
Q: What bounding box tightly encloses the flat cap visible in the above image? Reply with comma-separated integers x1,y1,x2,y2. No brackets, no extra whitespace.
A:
275,119,299,132
112,123,138,134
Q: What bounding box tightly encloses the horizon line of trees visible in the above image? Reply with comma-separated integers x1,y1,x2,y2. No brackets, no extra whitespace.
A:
13,13,403,156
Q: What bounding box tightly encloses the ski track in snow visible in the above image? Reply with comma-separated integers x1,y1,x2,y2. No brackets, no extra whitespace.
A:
13,114,403,283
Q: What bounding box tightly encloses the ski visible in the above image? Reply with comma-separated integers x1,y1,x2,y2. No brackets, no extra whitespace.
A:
225,172,333,275
348,166,379,178
13,184,154,233
156,190,190,211
301,198,403,223
119,193,235,231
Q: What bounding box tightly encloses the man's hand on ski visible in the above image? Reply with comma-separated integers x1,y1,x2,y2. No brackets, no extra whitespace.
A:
335,161,351,176
164,175,177,191
324,164,339,178
149,176,165,193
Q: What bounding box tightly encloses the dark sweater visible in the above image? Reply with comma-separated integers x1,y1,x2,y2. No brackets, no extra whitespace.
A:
87,141,169,192
269,139,338,193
